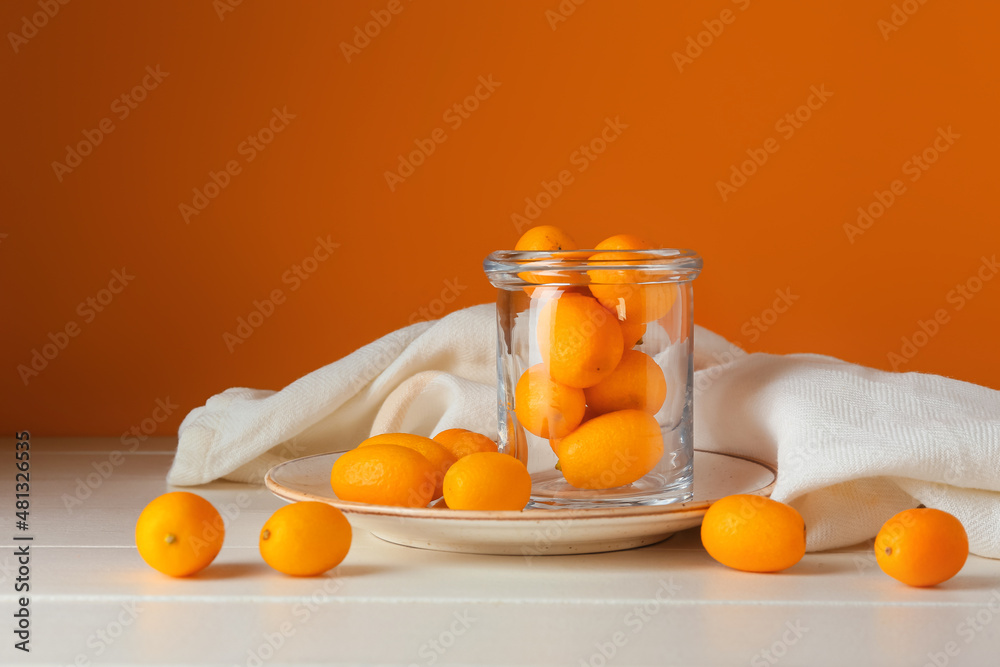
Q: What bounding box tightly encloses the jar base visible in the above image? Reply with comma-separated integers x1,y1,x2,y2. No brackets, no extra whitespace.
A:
526,464,694,509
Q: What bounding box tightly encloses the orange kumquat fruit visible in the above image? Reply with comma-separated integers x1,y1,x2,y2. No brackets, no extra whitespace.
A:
443,452,532,511
331,444,437,507
358,433,457,499
514,363,586,439
514,225,578,251
874,508,968,587
584,349,667,416
259,502,352,577
536,292,624,389
701,495,806,573
556,410,663,489
135,492,225,577
436,431,499,458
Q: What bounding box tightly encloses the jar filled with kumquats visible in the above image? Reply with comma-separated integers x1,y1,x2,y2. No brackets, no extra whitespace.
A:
484,229,702,508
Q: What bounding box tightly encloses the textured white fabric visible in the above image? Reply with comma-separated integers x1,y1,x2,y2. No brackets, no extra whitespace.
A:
168,304,1000,557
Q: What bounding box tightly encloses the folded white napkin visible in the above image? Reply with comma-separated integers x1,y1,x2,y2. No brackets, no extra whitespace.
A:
169,304,1000,557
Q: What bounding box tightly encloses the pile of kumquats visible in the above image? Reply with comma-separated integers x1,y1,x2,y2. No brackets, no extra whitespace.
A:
135,225,970,588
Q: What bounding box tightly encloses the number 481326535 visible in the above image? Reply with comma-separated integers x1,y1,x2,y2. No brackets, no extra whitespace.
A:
15,431,30,526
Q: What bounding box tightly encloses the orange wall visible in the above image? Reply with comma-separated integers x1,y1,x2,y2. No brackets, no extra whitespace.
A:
3,0,998,437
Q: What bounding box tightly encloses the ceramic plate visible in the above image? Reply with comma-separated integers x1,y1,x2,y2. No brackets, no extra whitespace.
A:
265,450,776,556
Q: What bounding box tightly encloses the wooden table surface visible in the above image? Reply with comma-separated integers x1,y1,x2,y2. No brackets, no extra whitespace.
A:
2,436,998,666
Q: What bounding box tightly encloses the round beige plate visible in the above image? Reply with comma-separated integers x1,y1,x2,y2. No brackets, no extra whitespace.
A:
265,450,776,556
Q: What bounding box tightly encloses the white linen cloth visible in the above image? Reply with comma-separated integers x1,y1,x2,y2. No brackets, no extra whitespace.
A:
168,304,1000,557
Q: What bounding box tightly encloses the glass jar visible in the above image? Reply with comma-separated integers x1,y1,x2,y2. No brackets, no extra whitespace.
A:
483,248,702,508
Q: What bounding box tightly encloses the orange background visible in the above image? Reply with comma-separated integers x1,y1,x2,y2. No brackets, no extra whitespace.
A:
3,0,998,437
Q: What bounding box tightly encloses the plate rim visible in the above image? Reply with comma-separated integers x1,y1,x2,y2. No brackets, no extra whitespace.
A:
264,449,777,522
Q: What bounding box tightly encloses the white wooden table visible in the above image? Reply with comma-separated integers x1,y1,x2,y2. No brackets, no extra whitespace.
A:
2,437,998,666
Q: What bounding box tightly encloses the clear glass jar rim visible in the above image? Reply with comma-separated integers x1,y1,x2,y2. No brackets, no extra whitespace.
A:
483,248,702,283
